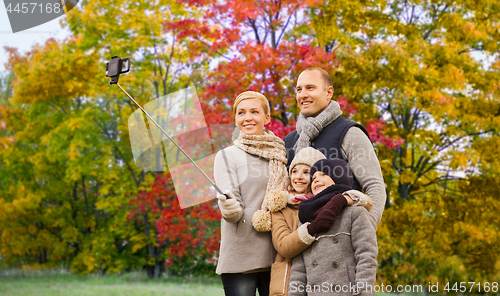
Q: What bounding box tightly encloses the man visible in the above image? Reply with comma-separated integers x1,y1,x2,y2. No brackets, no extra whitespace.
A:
284,67,386,228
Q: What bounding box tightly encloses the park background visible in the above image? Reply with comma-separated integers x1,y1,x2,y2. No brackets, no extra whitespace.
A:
1,0,500,294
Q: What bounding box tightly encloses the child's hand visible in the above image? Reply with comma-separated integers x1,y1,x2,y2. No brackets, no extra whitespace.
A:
307,207,338,235
307,193,348,235
288,193,314,204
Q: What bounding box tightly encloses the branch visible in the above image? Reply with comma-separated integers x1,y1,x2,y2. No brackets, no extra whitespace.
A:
93,119,140,186
437,130,494,152
163,34,177,97
417,159,441,178
409,108,421,134
193,37,232,60
387,103,400,127
422,4,449,41
248,18,262,44
276,5,297,46
458,45,484,55
409,3,416,24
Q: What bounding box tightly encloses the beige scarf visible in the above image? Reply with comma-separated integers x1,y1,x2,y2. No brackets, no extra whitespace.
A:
234,130,289,232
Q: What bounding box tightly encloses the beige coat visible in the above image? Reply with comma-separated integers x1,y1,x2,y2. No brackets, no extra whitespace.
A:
269,193,315,296
214,145,275,275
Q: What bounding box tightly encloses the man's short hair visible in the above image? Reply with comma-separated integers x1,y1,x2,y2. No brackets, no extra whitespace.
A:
301,67,333,88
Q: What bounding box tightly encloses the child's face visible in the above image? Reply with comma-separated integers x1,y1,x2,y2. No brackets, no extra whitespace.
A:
290,164,311,194
311,171,335,195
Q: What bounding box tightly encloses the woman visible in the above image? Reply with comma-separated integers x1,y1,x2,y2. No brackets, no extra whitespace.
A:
214,91,289,296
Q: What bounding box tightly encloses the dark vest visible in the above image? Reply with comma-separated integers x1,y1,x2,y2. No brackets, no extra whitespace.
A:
284,116,370,191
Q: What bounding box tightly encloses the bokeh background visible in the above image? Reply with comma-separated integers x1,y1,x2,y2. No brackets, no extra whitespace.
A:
1,0,500,293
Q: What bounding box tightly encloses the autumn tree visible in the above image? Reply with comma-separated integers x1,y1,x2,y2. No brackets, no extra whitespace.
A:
309,0,500,201
309,0,500,286
6,0,497,283
63,0,229,277
0,0,401,277
0,0,216,277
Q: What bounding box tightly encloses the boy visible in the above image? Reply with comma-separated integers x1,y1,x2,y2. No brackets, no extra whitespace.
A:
288,159,378,296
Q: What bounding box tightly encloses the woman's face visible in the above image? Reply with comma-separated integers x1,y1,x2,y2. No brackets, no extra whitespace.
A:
311,171,335,195
235,98,270,136
290,164,311,194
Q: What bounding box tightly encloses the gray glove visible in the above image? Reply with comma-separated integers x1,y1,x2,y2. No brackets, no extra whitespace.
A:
217,190,243,219
343,190,373,212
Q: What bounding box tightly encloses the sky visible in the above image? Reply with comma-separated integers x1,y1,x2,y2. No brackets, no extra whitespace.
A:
0,3,70,72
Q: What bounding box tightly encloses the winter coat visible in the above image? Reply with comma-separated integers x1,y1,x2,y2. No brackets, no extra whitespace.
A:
269,192,316,296
288,206,378,296
214,145,275,275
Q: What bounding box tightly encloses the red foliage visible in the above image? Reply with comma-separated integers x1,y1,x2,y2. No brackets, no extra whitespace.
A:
128,173,221,265
337,96,404,149
266,118,296,140
365,119,404,149
337,95,359,117
130,0,404,272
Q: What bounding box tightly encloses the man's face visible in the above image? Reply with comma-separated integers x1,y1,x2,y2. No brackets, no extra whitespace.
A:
295,70,333,117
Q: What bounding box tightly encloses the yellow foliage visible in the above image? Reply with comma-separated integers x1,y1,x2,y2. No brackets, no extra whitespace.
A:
9,39,99,105
399,170,416,184
449,152,468,170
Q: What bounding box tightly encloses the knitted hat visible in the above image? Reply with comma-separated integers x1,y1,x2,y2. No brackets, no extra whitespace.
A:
289,147,326,175
310,158,353,188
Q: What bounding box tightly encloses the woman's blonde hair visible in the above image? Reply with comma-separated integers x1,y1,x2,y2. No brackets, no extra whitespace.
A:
232,91,271,117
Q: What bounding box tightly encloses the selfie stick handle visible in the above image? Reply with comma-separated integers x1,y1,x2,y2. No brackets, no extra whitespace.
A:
116,83,225,196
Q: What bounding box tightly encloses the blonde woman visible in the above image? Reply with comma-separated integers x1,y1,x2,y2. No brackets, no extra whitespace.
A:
214,91,289,296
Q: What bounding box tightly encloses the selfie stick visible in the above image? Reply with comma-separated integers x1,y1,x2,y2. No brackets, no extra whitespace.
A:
106,56,225,196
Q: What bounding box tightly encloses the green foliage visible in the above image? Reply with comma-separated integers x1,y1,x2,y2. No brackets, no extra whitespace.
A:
311,0,500,202
2,0,500,284
309,0,500,287
0,0,216,278
378,176,500,289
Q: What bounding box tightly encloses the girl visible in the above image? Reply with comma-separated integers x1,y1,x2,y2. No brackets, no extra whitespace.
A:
267,148,372,296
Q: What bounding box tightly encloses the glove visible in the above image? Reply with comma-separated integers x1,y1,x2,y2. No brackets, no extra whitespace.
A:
217,190,242,219
307,193,347,235
343,190,373,212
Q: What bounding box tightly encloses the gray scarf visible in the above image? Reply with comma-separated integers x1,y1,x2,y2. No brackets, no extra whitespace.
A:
293,101,343,153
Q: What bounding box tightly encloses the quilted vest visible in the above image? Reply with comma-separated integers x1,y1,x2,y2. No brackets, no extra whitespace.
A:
284,116,370,191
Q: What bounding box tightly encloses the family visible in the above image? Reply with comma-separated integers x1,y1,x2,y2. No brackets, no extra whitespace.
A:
213,67,386,296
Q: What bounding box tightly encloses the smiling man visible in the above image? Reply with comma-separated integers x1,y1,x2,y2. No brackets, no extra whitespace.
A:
283,67,386,228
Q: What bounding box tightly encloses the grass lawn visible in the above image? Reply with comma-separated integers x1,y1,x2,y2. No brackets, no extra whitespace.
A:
0,269,437,296
0,270,224,296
